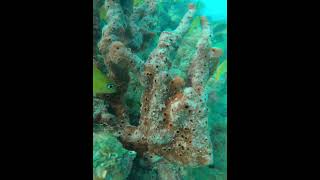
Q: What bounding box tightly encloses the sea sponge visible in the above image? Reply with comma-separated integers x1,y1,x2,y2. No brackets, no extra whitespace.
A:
94,2,224,178
168,76,186,95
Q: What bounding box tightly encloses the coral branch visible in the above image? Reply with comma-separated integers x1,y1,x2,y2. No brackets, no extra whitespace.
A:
188,16,220,95
107,41,144,79
128,0,159,50
174,4,196,35
134,5,198,147
148,87,213,167
142,4,196,85
98,0,128,55
128,6,213,167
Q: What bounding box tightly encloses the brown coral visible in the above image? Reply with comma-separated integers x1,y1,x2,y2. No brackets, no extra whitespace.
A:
171,76,185,90
94,1,222,170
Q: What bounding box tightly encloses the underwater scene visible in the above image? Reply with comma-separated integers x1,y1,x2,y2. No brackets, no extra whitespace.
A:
93,0,227,179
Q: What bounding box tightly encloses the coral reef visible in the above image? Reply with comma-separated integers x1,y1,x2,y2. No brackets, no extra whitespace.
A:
93,0,226,179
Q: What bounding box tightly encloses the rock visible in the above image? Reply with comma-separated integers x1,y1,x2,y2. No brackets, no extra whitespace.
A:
93,132,136,180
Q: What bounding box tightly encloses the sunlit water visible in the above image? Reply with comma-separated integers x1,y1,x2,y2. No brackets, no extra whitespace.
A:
196,0,227,21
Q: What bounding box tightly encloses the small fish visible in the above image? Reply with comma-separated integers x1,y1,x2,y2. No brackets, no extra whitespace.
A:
99,5,107,21
211,47,223,58
214,59,227,81
209,47,223,77
93,63,117,95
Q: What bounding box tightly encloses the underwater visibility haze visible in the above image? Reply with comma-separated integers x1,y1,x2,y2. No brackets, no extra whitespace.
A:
93,0,227,179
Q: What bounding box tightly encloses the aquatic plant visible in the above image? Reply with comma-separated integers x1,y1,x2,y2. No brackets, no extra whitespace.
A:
94,0,225,179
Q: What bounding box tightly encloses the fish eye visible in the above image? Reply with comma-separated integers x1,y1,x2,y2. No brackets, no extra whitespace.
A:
106,83,114,89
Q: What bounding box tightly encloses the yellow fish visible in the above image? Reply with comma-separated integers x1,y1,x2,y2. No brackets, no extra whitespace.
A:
93,63,117,95
214,59,227,81
99,5,107,21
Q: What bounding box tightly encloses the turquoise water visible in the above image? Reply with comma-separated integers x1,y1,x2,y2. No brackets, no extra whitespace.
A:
93,0,227,179
199,0,227,21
